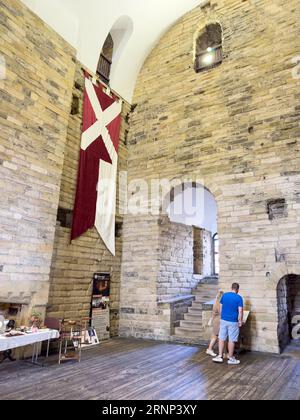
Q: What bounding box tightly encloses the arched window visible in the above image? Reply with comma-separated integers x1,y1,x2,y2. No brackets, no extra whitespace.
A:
213,233,219,276
195,23,223,73
96,17,133,89
97,33,114,85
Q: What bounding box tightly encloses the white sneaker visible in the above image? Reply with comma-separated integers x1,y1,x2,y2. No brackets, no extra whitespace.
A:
213,355,224,363
206,349,217,357
228,357,241,365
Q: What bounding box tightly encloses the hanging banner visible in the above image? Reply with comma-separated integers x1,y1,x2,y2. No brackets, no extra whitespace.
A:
71,74,122,255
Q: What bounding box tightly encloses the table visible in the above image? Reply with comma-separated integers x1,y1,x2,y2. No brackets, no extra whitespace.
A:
0,329,59,365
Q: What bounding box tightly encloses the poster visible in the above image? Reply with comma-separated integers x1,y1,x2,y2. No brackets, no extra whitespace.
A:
92,273,110,310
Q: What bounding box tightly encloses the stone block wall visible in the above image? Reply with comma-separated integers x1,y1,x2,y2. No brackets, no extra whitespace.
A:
120,0,300,353
0,0,75,319
119,214,161,339
47,64,130,336
158,217,195,300
1,1,130,337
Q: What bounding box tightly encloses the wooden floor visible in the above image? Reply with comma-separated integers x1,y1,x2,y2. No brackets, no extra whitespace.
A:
0,338,299,400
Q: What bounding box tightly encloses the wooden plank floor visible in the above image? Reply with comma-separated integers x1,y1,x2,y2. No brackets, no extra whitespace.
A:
0,338,299,400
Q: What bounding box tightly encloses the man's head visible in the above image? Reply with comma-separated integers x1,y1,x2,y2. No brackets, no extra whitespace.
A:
232,283,240,294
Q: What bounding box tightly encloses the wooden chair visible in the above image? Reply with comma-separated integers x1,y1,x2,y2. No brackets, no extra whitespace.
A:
58,320,83,364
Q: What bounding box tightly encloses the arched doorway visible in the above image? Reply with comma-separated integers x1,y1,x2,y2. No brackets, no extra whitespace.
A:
158,183,219,340
277,274,300,352
166,183,218,281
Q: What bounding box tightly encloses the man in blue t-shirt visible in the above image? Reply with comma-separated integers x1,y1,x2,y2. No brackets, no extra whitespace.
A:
213,283,244,365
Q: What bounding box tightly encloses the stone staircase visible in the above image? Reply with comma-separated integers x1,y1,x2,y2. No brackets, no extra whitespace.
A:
173,276,218,344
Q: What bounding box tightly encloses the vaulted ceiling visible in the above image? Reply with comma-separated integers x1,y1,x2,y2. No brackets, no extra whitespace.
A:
21,0,204,102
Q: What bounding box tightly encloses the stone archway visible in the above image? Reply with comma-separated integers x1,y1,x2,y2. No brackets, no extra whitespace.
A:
165,183,218,279
157,182,220,342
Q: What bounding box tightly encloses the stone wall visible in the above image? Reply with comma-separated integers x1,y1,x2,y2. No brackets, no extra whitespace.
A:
120,0,300,353
47,64,130,336
0,0,130,337
158,217,194,300
0,0,75,319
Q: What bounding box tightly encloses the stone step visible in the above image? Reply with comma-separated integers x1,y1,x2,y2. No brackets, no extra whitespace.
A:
170,335,209,347
193,287,218,297
198,276,219,285
171,277,219,343
181,320,203,328
175,326,204,338
194,292,216,299
194,286,218,292
194,297,216,305
190,301,204,309
184,312,202,321
188,307,203,315
195,293,218,297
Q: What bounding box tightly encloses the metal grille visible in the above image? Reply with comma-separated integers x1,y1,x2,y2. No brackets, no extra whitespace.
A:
195,45,223,73
97,53,112,84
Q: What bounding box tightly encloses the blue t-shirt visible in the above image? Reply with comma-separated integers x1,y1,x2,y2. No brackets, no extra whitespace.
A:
220,292,244,323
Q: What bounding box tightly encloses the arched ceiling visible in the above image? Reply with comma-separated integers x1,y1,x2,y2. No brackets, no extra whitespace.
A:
21,0,204,102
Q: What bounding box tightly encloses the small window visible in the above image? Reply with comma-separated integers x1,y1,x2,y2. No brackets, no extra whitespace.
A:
97,33,114,85
57,207,73,228
195,23,223,73
267,199,287,221
71,94,79,116
115,222,123,238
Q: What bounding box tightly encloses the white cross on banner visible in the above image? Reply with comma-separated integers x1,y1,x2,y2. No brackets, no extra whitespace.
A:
71,76,122,256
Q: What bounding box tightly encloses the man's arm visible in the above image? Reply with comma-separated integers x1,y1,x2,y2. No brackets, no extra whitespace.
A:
219,303,222,318
238,307,244,328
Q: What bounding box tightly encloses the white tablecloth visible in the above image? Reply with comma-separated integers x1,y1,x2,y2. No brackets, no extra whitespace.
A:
0,329,59,352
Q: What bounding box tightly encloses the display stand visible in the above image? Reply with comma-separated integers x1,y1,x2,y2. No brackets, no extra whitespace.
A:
90,273,111,342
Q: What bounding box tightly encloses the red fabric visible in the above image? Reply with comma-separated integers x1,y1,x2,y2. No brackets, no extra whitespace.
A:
71,78,121,241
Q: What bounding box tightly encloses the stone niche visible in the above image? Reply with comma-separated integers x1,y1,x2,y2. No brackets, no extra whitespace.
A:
0,281,48,326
